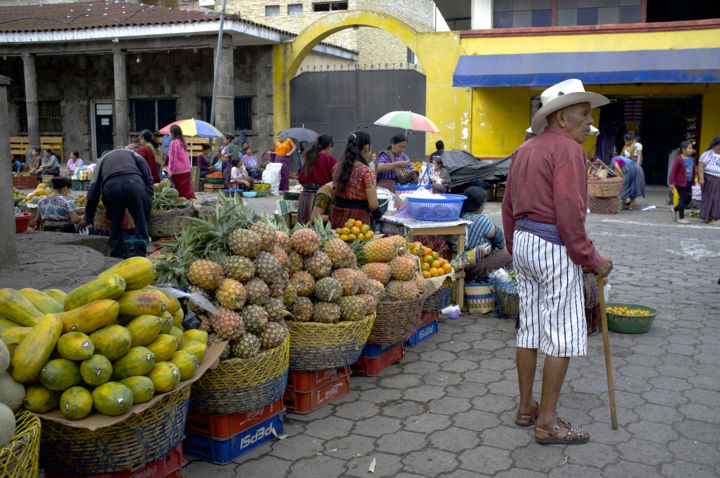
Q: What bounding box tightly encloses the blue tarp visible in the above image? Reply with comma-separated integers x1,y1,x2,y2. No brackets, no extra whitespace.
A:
452,48,720,87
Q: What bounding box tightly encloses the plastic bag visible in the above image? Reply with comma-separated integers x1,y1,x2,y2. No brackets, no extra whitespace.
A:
262,162,283,196
418,163,432,190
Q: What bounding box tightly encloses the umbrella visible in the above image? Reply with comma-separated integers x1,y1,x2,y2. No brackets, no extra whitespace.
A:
439,149,510,187
159,118,223,138
280,127,318,144
374,110,440,133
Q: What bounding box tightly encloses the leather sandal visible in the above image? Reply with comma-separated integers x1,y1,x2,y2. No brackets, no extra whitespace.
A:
514,401,539,427
534,417,589,445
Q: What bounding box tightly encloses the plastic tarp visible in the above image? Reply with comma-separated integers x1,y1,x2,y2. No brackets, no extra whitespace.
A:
439,149,511,187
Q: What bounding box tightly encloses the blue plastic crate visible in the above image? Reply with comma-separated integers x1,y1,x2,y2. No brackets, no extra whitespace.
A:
395,183,419,192
360,342,400,358
183,411,284,464
404,320,438,347
407,194,466,221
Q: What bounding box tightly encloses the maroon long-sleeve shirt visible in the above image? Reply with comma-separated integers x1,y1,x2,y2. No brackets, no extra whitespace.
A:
501,125,603,270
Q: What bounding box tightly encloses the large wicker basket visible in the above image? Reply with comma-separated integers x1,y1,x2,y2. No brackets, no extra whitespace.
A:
190,336,289,414
587,177,623,198
369,295,425,346
0,409,40,478
423,285,452,312
39,387,189,475
496,289,520,319
148,206,194,238
93,208,135,232
287,314,375,371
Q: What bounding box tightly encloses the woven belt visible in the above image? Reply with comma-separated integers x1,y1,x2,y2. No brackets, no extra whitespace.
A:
515,217,565,246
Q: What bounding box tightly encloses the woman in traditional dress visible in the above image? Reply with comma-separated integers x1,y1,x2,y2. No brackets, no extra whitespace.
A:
297,134,337,224
274,131,296,192
699,135,720,225
611,153,645,210
375,134,416,192
167,124,195,200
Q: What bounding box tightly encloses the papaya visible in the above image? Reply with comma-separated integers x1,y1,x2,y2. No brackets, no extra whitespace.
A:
1,327,31,355
11,314,63,383
120,376,155,404
168,327,184,347
97,257,155,291
178,341,207,362
183,329,208,345
56,332,95,361
112,346,155,380
57,299,120,334
80,354,113,386
171,308,184,328
64,274,127,311
24,383,60,413
18,289,64,314
158,312,173,334
45,289,67,304
89,325,132,361
0,317,21,333
170,350,199,381
147,362,181,393
117,289,169,317
92,382,134,416
59,386,93,420
147,334,177,362
40,358,82,392
0,289,42,327
126,315,163,347
147,286,181,314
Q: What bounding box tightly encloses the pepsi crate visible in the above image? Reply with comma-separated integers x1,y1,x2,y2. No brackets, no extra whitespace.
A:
359,342,400,358
186,399,285,440
417,310,439,328
287,366,351,392
404,320,438,347
284,372,350,414
351,343,404,376
183,411,284,465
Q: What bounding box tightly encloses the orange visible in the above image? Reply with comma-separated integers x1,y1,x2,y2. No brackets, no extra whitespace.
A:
431,260,441,269
361,224,370,233
347,218,356,224
365,231,374,239
422,270,431,279
357,233,365,241
423,254,434,264
350,226,361,235
335,228,343,235
413,241,422,249
422,247,432,256
421,262,430,271
354,220,363,228
430,267,441,277
432,251,439,260
341,227,350,235
442,263,453,274
348,234,357,241
340,234,349,241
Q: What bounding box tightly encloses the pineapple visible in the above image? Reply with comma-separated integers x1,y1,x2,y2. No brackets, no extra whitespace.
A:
269,281,286,299
290,296,313,322
265,297,288,322
271,245,289,267
356,270,370,294
290,228,322,256
254,251,284,285
304,251,333,280
287,250,304,274
414,272,426,295
332,268,360,296
250,221,277,252
389,256,417,281
197,313,212,332
283,283,298,307
358,294,377,316
215,279,247,310
210,307,244,340
186,285,212,314
242,304,269,335
338,296,367,321
187,260,223,290
322,238,353,269
260,322,287,350
290,271,315,297
367,279,386,303
245,278,270,305
387,235,408,254
385,280,418,301
275,230,291,253
361,262,392,284
362,237,397,263
313,302,341,324
228,229,262,258
223,255,255,282
230,333,261,359
314,277,343,303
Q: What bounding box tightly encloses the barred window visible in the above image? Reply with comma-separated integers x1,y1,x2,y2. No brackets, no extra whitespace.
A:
15,100,61,133
234,97,252,131
130,98,176,132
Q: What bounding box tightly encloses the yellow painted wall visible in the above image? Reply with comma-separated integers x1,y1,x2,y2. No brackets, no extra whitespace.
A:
700,85,720,150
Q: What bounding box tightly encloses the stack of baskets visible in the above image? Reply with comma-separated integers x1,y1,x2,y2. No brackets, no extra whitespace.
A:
587,177,623,215
0,409,40,478
369,295,425,346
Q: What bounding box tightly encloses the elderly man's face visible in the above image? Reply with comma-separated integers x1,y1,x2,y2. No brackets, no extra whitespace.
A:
556,102,593,143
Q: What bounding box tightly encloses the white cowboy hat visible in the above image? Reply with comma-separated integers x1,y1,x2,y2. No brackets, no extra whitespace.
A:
530,79,609,135
525,125,599,136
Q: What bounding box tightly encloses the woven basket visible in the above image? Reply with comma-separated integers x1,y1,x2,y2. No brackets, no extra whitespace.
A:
423,285,452,312
0,409,40,478
465,282,495,314
148,206,193,238
369,295,425,346
93,208,135,232
190,336,289,414
39,387,189,475
605,302,658,334
496,289,520,319
288,314,375,371
588,195,619,214
587,177,623,198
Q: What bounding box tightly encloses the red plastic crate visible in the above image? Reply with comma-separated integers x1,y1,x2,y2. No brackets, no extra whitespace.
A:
417,310,439,328
13,175,38,189
351,343,404,376
284,373,350,414
44,444,184,478
287,366,351,392
186,399,285,440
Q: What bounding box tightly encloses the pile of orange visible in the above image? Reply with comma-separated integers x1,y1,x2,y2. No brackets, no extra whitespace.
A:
407,241,453,278
335,219,375,243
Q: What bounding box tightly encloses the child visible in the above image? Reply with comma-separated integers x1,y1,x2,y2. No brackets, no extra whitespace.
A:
229,157,253,191
430,157,451,193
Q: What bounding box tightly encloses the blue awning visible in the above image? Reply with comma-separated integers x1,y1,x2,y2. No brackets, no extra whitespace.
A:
453,48,720,87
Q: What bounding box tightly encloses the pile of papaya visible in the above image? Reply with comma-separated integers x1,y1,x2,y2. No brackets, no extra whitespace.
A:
0,257,208,420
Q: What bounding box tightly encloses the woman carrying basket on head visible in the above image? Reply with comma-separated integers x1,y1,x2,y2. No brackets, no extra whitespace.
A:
297,134,337,224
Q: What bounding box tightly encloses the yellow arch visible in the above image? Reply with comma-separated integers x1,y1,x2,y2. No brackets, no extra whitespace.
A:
273,10,471,153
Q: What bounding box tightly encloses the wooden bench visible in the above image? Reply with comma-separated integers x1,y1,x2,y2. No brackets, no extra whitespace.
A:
10,136,64,162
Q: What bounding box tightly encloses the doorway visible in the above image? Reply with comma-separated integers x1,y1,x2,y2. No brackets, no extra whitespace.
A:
94,103,114,160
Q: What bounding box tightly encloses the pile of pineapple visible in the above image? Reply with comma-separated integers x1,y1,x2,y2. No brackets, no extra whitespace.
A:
358,236,426,302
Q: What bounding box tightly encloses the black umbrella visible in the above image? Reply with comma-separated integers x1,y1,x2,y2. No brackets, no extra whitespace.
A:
439,149,511,187
280,127,318,144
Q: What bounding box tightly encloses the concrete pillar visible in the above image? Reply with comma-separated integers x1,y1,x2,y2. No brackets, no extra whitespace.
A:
113,47,129,148
214,39,234,134
471,0,493,29
21,52,40,168
0,75,18,265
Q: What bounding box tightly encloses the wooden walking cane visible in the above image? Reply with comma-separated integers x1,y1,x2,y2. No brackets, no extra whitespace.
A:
596,278,618,430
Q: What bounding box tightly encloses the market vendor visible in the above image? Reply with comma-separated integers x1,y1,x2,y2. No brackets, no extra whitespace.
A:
376,134,417,192
611,150,646,211
298,134,337,224
310,182,334,223
274,131,296,192
79,149,154,258
430,156,452,193
32,148,60,177
33,177,82,233
198,144,219,178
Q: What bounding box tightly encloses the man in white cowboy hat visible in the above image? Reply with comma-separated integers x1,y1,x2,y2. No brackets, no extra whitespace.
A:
502,79,613,445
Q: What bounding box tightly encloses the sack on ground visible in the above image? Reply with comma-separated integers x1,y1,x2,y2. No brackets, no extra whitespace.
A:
262,162,283,196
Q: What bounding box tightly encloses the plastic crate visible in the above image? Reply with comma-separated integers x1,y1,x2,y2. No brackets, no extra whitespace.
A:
359,342,400,358
351,344,404,376
183,411,284,465
284,373,350,414
417,310,439,328
395,183,419,192
407,194,466,221
404,320,438,347
44,444,185,478
287,366,351,392
72,179,91,191
12,175,38,189
186,399,285,440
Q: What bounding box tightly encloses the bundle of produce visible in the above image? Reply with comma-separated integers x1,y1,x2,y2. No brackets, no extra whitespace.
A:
334,217,375,243
75,194,87,207
19,183,49,205
71,166,93,181
149,179,193,237
152,179,190,211
206,171,223,178
12,189,26,207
